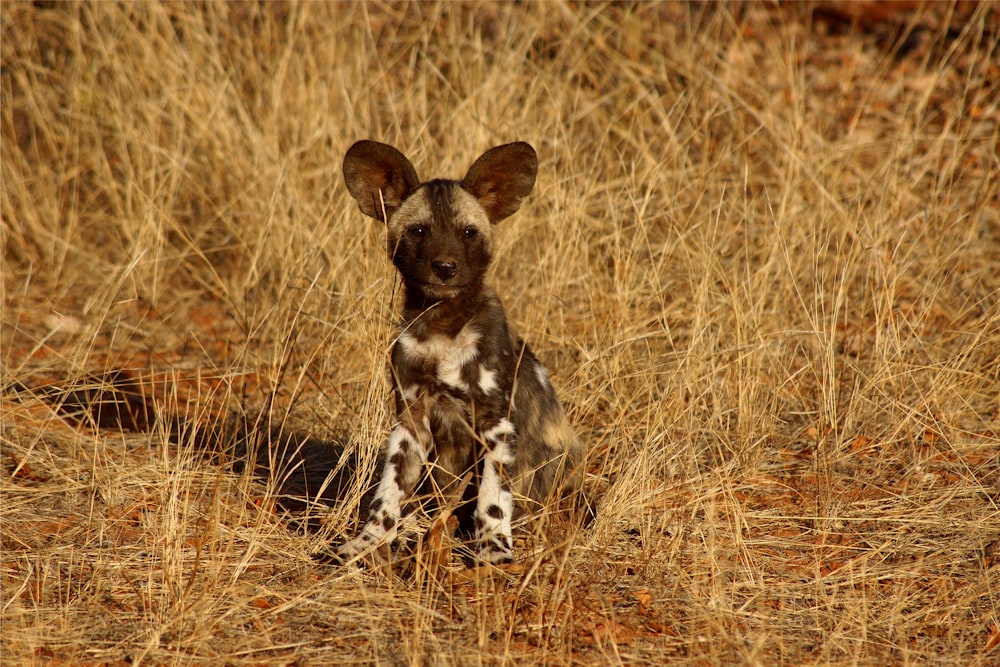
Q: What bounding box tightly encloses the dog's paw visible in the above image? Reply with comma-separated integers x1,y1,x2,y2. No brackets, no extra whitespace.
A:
311,534,371,566
311,544,347,566
313,535,396,568
477,535,514,565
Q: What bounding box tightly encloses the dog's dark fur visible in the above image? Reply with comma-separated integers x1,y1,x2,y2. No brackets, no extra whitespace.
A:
339,140,586,563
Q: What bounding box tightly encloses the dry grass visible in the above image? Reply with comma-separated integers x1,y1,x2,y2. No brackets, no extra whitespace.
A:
2,1,999,664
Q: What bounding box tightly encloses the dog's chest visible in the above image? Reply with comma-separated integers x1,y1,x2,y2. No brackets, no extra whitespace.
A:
395,324,500,399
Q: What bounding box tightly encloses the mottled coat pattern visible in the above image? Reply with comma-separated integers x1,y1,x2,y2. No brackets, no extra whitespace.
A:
340,140,585,563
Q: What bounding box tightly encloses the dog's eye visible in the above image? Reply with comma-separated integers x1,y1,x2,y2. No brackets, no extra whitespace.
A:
463,227,478,239
407,226,426,238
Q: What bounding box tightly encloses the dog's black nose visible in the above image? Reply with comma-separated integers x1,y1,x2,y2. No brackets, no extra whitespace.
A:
431,260,457,280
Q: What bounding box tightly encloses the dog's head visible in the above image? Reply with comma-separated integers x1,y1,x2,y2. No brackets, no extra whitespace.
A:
343,141,537,301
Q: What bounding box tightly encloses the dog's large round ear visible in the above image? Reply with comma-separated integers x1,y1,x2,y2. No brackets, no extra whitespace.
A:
462,142,538,224
343,141,420,222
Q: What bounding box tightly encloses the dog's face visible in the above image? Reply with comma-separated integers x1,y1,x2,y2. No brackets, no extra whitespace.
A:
385,180,495,300
343,141,538,302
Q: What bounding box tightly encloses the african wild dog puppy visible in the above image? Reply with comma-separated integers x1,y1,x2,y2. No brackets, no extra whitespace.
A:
337,140,586,564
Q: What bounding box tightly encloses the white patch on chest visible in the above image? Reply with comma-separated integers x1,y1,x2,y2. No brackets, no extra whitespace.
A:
398,325,481,392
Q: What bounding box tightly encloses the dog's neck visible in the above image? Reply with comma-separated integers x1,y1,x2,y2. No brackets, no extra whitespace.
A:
400,281,494,339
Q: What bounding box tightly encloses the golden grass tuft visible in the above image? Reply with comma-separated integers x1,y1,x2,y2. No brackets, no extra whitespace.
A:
2,2,998,664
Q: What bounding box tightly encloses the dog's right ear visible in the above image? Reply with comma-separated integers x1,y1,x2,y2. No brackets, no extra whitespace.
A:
343,141,420,223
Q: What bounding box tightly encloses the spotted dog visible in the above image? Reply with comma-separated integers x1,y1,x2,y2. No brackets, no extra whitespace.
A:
338,140,586,564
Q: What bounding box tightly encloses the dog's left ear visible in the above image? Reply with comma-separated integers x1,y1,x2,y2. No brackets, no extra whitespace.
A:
462,142,538,224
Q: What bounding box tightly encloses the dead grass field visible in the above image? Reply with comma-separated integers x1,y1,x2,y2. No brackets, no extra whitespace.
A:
2,1,999,665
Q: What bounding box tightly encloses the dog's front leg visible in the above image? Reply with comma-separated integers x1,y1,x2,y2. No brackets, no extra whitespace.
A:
339,417,430,559
474,417,517,563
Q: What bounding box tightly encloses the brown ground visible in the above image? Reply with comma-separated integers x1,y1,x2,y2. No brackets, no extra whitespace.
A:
2,2,998,665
